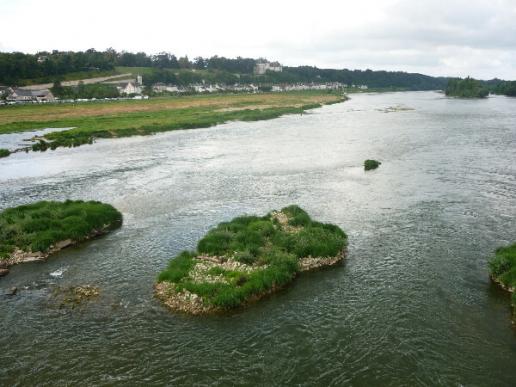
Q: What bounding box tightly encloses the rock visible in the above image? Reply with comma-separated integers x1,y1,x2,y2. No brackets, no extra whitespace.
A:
0,268,9,277
6,287,17,296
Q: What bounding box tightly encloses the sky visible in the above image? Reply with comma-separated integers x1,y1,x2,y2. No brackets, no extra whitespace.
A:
1,0,516,79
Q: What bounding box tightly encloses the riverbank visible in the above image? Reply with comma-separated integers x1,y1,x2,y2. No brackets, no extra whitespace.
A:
0,200,122,277
489,243,516,321
0,91,346,155
155,205,347,314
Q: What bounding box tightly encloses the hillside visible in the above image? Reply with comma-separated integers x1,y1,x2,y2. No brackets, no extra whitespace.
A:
1,49,449,90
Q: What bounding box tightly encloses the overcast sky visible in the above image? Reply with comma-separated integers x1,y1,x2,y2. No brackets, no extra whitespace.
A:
1,0,516,79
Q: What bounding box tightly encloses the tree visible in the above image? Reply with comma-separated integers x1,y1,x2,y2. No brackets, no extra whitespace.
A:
194,56,206,70
178,56,192,69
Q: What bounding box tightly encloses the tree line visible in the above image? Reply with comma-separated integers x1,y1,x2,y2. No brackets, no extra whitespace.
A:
491,81,516,96
0,49,259,85
445,77,489,98
8,48,514,92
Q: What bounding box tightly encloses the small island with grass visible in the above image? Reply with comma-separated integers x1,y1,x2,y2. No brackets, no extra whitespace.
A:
0,148,10,158
445,77,489,98
489,243,516,321
0,200,122,277
155,205,347,314
364,159,381,171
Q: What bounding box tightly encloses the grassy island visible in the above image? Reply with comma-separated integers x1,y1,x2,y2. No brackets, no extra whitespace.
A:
0,200,122,276
155,205,347,314
364,159,381,170
0,148,10,158
0,91,346,156
445,77,489,98
489,243,516,319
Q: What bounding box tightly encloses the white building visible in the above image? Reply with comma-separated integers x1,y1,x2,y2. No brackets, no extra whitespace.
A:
116,74,143,95
7,88,55,102
153,83,180,93
254,61,283,75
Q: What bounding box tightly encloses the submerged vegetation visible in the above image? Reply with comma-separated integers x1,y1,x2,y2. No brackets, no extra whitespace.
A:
489,243,516,318
0,200,122,263
445,77,489,98
155,205,347,313
364,159,381,170
0,91,346,156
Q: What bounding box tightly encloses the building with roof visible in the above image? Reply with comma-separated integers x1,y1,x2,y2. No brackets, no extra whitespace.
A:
254,61,283,75
6,88,55,102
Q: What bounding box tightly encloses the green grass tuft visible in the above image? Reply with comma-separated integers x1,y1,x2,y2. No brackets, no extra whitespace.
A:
158,251,196,283
489,243,516,317
0,148,10,158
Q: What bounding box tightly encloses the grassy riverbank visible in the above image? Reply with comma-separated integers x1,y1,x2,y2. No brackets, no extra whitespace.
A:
0,200,122,264
156,205,347,314
0,91,346,153
489,243,516,317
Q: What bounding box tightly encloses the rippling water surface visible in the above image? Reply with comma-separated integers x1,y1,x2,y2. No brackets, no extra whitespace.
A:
1,92,516,386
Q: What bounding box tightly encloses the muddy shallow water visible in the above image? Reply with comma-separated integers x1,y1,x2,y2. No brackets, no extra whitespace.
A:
1,91,516,386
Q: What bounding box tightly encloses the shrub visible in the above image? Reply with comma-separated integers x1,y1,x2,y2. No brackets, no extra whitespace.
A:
364,159,381,171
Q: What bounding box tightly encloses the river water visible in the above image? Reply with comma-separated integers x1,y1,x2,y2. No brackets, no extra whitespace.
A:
1,91,516,386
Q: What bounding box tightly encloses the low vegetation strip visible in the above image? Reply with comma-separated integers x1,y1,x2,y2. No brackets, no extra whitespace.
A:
489,243,516,319
0,200,122,276
0,91,344,131
155,205,347,314
0,91,346,156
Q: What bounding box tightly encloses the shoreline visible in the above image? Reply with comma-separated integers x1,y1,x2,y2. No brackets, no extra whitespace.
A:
0,225,115,277
0,92,348,156
154,249,346,315
490,275,516,323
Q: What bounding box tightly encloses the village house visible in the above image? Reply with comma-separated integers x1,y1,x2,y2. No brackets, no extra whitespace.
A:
115,74,144,95
254,61,283,75
6,88,55,103
117,81,143,95
153,83,180,93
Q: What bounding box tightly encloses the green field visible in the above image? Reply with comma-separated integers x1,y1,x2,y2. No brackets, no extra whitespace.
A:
0,91,346,154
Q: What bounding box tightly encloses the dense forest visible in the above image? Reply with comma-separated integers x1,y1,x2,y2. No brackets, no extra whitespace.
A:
491,81,516,96
445,77,489,98
242,66,449,90
0,49,450,90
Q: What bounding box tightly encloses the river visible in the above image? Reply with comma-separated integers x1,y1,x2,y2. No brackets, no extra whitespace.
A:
1,91,515,386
